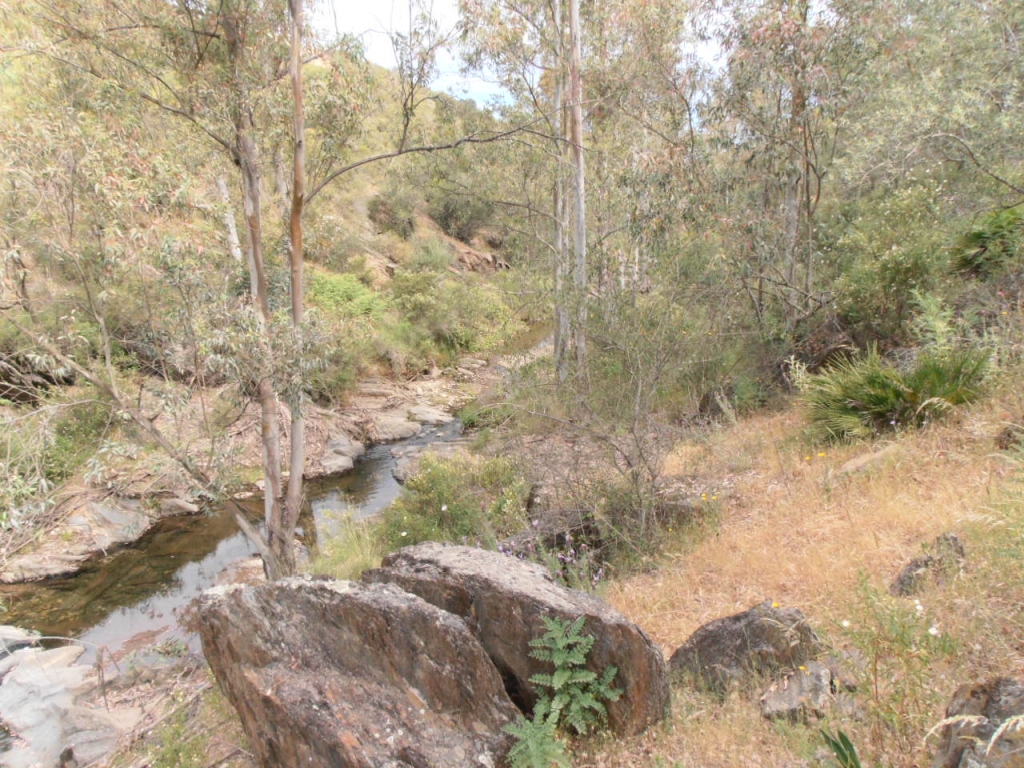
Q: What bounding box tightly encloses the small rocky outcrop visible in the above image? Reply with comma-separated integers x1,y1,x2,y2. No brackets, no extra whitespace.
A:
760,661,834,722
669,600,822,692
1,495,200,583
890,533,966,597
932,677,1024,768
196,578,518,768
363,542,669,736
0,629,143,768
317,432,366,475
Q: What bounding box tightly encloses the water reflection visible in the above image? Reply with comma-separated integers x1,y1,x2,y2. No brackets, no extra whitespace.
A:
0,422,461,663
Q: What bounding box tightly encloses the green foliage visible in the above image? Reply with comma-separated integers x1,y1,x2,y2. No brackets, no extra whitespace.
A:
820,729,862,768
827,187,952,345
386,242,521,359
953,207,1024,278
45,392,113,484
504,616,622,768
308,271,386,319
528,616,622,736
427,189,492,243
803,346,989,441
367,190,417,240
308,510,384,581
504,699,571,768
377,454,529,551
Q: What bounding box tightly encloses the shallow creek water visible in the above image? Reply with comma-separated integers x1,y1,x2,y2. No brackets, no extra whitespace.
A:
0,422,463,664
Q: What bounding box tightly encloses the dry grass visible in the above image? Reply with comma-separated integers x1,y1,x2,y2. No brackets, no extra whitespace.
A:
585,378,1024,767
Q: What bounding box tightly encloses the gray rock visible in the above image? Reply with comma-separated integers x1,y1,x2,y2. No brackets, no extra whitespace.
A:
196,578,518,768
0,645,142,768
0,625,40,658
760,661,834,722
932,677,1024,768
373,413,422,442
890,533,966,597
364,542,670,736
669,600,822,692
316,433,366,476
406,405,454,425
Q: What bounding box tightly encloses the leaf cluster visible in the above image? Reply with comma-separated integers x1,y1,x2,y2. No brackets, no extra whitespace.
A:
505,616,622,768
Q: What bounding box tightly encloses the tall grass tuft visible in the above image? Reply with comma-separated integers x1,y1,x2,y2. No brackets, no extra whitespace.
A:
804,346,989,441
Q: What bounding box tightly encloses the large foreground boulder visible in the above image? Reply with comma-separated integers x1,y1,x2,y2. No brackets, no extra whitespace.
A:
196,577,518,768
932,677,1024,768
364,542,669,736
669,600,822,691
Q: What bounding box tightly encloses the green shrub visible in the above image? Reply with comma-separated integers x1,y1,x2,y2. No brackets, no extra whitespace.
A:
427,190,492,243
377,454,529,552
367,191,417,240
45,392,113,484
308,271,386,319
803,346,989,441
953,207,1024,278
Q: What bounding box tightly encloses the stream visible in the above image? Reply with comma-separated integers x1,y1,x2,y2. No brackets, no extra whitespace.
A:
0,421,464,664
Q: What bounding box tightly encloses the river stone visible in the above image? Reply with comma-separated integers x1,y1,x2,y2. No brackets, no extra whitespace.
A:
196,578,518,768
0,644,142,768
406,405,454,425
364,542,670,736
932,677,1024,768
373,412,422,442
669,600,822,692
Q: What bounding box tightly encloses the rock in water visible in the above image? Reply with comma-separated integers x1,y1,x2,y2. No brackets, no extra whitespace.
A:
196,578,518,768
364,541,670,736
932,677,1024,768
669,600,822,692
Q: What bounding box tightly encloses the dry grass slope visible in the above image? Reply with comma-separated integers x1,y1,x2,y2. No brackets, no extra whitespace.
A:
584,376,1024,767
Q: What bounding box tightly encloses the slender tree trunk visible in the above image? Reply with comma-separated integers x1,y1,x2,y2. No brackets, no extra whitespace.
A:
552,0,570,382
277,0,308,579
569,0,587,372
216,176,243,264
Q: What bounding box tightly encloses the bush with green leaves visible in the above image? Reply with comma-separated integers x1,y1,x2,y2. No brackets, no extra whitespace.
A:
308,271,387,320
427,190,493,243
953,206,1023,278
367,191,417,240
377,454,529,551
504,616,622,768
825,186,952,345
803,346,989,441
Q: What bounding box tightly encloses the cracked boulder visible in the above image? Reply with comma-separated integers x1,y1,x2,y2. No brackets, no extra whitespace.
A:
196,577,518,768
363,542,669,736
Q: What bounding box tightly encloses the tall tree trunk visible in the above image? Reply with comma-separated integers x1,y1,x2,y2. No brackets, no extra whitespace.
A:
276,0,308,579
569,0,587,373
552,0,570,382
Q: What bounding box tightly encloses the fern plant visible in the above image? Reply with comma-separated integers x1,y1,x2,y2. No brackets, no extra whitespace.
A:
528,615,622,735
504,616,623,768
504,698,570,768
